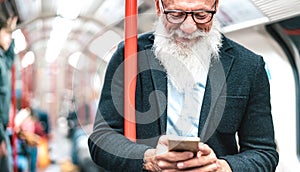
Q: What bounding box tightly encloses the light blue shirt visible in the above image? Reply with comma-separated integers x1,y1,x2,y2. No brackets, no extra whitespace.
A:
166,76,207,137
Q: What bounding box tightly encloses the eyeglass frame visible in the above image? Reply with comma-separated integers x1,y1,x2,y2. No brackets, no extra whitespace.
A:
159,0,217,24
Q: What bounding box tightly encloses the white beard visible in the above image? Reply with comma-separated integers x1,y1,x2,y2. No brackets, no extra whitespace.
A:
153,17,223,92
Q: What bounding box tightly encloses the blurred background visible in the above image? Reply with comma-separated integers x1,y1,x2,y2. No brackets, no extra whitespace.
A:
1,0,300,171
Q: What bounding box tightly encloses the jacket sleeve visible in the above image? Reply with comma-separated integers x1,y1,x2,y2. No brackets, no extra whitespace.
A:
88,42,151,172
4,39,15,69
221,57,279,171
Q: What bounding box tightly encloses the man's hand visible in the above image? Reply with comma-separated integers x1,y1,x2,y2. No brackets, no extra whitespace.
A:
143,135,232,172
174,143,232,172
6,16,18,32
143,135,194,171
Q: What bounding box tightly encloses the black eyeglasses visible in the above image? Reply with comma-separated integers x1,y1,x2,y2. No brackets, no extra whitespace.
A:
159,0,216,24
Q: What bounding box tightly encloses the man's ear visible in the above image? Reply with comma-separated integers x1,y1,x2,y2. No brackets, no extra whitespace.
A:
155,0,161,16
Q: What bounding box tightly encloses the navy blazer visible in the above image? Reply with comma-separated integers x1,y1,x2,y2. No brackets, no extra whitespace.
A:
88,32,279,172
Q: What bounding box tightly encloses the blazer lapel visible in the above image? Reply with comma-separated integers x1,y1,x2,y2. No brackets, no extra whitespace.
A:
199,43,235,142
144,45,168,135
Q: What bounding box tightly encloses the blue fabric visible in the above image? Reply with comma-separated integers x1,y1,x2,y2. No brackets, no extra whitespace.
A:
17,155,28,172
26,145,37,172
167,79,206,137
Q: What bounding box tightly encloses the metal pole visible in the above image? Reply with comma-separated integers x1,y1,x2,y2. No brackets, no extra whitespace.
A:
124,0,137,142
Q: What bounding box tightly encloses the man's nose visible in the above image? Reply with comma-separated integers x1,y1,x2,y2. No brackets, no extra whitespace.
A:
179,15,197,34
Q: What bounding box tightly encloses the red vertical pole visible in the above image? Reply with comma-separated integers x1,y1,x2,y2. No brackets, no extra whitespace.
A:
124,0,137,142
11,65,18,172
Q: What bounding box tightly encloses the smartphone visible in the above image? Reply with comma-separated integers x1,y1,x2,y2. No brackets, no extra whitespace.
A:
168,136,200,155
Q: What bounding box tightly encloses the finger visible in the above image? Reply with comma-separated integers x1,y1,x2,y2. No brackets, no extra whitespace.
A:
144,161,162,172
156,151,194,162
12,16,18,23
11,16,18,28
7,16,18,31
198,162,218,172
156,135,169,155
177,162,218,172
198,143,211,156
162,169,178,172
176,152,217,169
157,159,178,170
156,144,168,157
158,135,169,145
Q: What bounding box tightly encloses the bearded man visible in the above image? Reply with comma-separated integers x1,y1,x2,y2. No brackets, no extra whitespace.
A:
88,0,279,171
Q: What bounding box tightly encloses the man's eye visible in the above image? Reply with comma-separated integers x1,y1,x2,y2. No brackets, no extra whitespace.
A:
194,12,208,19
169,12,185,18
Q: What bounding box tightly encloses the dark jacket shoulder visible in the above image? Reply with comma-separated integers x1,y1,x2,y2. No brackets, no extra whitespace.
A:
116,31,154,50
221,35,262,59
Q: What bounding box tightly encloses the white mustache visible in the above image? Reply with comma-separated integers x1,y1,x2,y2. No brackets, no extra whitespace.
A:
172,28,208,40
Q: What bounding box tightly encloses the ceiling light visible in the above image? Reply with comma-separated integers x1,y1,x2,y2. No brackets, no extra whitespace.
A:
57,0,83,19
21,51,35,68
45,17,73,63
68,52,81,69
12,29,27,54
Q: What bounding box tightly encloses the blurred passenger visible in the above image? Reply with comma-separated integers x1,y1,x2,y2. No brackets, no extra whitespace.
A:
0,15,17,172
67,110,78,139
88,0,279,171
71,124,105,172
15,107,47,172
31,107,51,169
32,107,51,140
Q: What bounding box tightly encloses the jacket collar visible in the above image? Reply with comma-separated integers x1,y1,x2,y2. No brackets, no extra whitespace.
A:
143,38,167,134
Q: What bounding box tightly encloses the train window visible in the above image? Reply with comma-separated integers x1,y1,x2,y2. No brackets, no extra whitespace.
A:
266,15,300,160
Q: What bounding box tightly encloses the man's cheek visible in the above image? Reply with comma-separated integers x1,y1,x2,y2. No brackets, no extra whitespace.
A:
197,23,212,33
